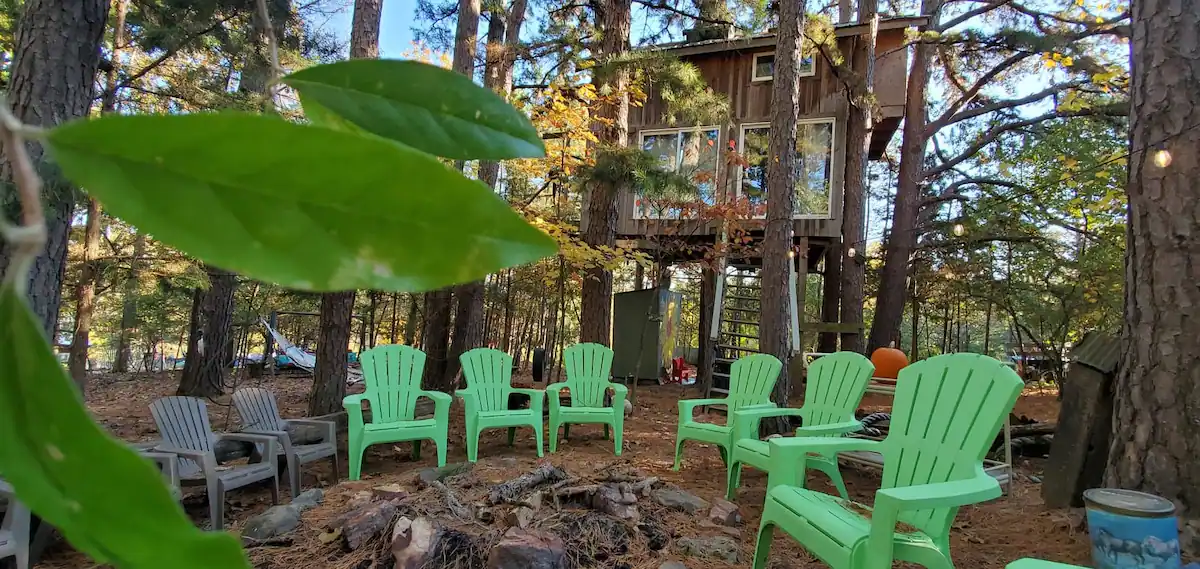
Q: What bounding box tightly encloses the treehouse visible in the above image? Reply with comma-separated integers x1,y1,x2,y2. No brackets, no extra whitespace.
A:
607,16,927,395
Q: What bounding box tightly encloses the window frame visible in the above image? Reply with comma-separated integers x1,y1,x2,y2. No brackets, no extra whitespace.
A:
634,125,723,220
750,51,817,82
737,117,838,220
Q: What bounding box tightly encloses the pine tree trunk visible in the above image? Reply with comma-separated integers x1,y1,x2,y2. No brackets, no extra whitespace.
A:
1106,1,1200,554
309,291,354,415
839,6,876,354
817,246,840,353
760,0,805,433
579,0,631,346
67,198,102,386
178,267,236,397
70,0,129,385
0,0,110,338
422,290,454,389
866,0,932,352
501,269,514,351
349,0,382,58
698,264,716,393
404,293,420,345
309,0,381,412
114,231,145,372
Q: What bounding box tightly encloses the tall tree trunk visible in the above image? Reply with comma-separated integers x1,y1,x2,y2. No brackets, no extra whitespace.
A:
67,198,102,385
349,0,382,58
389,292,400,344
178,267,236,397
422,290,454,389
69,0,129,386
1107,1,1200,555
817,247,840,353
866,0,933,352
579,0,631,346
501,269,514,350
0,0,110,338
309,290,355,415
839,4,876,354
113,230,145,372
311,0,381,410
404,293,420,345
760,0,805,433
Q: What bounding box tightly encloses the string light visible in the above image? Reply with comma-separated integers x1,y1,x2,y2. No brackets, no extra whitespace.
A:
787,249,796,258
953,223,966,237
1153,148,1172,169
846,246,857,258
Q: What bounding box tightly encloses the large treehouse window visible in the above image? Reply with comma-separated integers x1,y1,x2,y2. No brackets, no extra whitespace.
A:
636,126,720,218
751,52,816,82
739,118,835,218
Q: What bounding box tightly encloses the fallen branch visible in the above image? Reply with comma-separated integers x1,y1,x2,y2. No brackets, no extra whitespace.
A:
431,480,475,520
488,462,568,505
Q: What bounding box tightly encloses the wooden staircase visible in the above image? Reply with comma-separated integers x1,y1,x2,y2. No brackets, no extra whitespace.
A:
706,261,802,399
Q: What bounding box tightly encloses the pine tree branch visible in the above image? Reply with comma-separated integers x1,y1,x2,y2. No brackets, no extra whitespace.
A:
937,0,1013,32
110,14,239,97
928,79,1087,136
927,50,1031,132
630,0,733,27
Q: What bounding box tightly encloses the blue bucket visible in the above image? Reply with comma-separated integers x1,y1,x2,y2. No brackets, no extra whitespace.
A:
1084,488,1181,569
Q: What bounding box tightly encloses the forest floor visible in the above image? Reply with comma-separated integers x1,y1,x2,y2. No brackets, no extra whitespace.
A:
38,372,1091,569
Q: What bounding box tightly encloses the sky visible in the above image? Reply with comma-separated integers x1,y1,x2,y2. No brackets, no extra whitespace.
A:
317,0,422,58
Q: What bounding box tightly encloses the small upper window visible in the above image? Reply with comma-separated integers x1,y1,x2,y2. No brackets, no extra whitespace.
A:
751,51,816,82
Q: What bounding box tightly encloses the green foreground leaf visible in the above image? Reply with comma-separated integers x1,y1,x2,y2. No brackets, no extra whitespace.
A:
283,59,544,160
0,279,250,569
46,113,557,292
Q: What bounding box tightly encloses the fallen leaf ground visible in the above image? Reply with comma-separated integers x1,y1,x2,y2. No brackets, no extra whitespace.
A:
38,371,1091,569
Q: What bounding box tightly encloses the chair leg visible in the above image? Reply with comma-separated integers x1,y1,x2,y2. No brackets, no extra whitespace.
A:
752,520,775,569
718,445,729,468
467,428,479,463
412,441,422,461
672,436,685,471
549,419,560,453
271,471,281,505
828,467,849,500
507,427,517,447
563,424,570,440
611,419,623,456
349,443,366,481
533,422,544,458
209,484,225,531
726,460,742,500
286,454,300,498
435,436,447,468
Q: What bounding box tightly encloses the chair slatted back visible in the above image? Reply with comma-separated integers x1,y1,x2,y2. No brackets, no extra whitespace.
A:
801,352,874,427
360,345,426,423
232,388,286,431
726,353,783,413
460,348,513,412
563,343,614,407
150,396,216,477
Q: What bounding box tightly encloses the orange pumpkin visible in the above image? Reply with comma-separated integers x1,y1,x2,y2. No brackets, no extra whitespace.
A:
871,343,909,380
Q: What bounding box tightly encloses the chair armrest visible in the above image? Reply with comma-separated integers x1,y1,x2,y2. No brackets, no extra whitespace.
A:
456,389,479,415
343,393,369,431
216,433,279,465
285,418,337,445
731,406,804,443
511,388,545,414
420,390,453,419
679,397,730,417
142,451,180,488
154,444,218,474
609,383,628,409
546,383,569,412
242,428,294,456
876,472,1001,510
767,437,884,489
794,419,865,437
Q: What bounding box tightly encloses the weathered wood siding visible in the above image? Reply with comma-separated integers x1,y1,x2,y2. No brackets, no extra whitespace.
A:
618,28,910,240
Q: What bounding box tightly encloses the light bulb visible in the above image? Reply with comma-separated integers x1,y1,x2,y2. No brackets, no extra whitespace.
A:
787,250,796,258
1153,148,1172,168
953,223,966,237
846,247,856,258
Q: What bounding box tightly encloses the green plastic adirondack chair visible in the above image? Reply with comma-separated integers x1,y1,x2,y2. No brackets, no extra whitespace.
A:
727,351,874,500
343,345,451,480
547,343,627,455
457,348,546,462
673,353,783,471
752,353,1022,569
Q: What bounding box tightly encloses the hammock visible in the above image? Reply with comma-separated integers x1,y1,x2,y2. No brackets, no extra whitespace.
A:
261,319,363,384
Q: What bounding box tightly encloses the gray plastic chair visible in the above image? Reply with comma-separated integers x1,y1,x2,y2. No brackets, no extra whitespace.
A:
232,387,339,497
0,479,29,569
150,396,280,530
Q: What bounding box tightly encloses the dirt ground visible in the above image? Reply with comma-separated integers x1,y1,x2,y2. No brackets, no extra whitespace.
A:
38,372,1091,569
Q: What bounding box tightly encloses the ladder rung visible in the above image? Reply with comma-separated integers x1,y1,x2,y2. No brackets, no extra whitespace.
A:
727,295,761,301
715,357,736,364
722,318,759,326
713,372,730,378
717,344,760,352
723,307,758,313
708,387,730,394
721,331,759,340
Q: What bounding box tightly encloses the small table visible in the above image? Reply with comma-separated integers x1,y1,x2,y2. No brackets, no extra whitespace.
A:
837,378,1014,494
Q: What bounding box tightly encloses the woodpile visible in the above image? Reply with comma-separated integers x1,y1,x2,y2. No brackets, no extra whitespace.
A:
313,460,679,569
